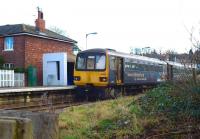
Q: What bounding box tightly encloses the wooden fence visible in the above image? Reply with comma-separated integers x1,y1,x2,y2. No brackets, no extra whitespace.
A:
14,73,25,87
0,70,25,87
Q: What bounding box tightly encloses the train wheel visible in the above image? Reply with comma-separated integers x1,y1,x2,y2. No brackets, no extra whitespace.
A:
110,88,122,99
122,86,126,96
104,88,111,99
110,88,116,98
96,88,107,100
104,87,122,99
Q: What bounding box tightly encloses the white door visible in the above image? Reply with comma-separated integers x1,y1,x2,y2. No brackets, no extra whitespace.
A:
47,61,58,85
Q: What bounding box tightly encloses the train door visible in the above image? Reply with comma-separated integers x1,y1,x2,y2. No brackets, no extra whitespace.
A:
109,56,123,84
116,57,123,84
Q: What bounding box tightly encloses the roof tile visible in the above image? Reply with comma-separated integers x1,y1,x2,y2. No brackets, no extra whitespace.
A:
0,24,77,43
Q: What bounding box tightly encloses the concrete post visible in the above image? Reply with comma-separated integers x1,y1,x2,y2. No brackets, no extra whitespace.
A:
0,117,33,139
0,111,58,139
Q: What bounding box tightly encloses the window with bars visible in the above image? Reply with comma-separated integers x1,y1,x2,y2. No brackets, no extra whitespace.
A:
3,63,14,69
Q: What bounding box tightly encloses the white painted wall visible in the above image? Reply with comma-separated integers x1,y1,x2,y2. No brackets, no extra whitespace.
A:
43,53,67,86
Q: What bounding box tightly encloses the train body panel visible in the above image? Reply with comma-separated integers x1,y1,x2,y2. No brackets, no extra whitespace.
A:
107,50,167,86
123,57,167,85
167,61,194,81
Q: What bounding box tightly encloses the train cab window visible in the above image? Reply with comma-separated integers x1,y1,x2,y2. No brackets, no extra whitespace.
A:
87,56,95,69
77,56,86,69
96,55,106,69
76,53,106,70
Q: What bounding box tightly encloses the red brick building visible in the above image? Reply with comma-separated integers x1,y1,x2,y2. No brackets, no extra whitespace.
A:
0,10,77,85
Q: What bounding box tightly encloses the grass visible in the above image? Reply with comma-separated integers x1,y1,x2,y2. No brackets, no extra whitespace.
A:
59,96,145,139
59,80,200,139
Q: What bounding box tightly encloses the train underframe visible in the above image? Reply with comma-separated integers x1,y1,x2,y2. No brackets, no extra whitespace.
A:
75,83,157,101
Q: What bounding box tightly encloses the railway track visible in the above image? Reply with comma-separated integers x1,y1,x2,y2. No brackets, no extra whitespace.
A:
0,86,151,112
2,101,89,112
0,91,104,112
0,91,78,112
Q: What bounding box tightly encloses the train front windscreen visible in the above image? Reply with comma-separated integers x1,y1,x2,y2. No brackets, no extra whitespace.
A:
75,53,106,71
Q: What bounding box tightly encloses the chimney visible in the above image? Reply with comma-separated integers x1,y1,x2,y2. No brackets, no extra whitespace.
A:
35,7,45,32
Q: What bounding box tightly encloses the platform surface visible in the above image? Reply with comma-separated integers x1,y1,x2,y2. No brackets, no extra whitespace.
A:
0,85,76,94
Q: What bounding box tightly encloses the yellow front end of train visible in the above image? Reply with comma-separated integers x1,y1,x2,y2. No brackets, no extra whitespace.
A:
74,71,109,86
74,50,109,87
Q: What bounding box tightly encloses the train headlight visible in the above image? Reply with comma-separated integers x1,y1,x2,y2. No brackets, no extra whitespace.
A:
99,77,107,82
74,76,81,81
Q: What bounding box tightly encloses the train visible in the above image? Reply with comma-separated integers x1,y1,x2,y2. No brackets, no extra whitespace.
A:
73,48,194,98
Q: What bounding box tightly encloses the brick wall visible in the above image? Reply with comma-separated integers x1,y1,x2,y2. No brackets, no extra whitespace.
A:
0,35,73,86
24,36,73,85
0,36,25,68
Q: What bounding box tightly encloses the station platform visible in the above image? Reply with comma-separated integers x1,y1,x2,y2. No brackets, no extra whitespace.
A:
0,85,76,95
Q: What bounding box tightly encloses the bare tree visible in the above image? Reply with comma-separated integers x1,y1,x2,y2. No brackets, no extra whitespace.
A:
184,25,200,63
48,26,67,36
184,24,200,82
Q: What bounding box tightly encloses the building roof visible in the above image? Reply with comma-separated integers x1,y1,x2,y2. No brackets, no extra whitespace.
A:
0,24,77,44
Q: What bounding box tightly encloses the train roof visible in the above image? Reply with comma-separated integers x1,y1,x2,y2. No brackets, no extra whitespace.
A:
167,61,197,69
80,48,166,65
166,61,184,67
78,49,198,68
107,50,166,65
78,48,108,54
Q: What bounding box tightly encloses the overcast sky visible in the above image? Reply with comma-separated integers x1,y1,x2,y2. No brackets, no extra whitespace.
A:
1,0,200,53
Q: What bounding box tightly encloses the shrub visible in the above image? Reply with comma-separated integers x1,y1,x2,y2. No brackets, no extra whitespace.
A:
138,82,200,121
0,56,4,68
14,67,26,73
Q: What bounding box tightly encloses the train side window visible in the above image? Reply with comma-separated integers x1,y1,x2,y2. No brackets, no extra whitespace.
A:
159,65,163,72
156,64,160,71
144,64,148,71
87,56,95,69
136,64,143,71
150,64,155,71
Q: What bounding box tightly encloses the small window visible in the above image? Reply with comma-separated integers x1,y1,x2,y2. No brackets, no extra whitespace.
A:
87,56,95,69
3,63,14,69
4,37,14,51
96,55,105,69
77,56,86,69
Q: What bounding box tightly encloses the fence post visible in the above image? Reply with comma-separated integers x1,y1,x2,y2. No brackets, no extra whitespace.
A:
192,68,197,85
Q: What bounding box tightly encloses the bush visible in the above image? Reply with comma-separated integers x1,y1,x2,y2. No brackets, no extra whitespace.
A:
0,56,4,68
14,67,26,73
138,82,200,121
